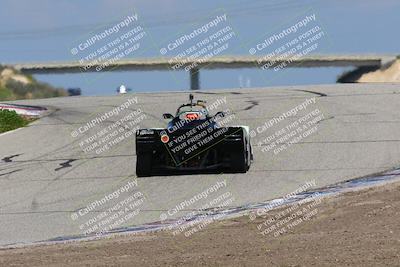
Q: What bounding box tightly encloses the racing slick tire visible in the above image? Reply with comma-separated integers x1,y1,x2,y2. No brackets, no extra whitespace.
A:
231,152,247,173
230,137,248,173
136,152,152,177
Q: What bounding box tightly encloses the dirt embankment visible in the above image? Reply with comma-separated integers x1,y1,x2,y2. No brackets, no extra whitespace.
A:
357,59,400,83
1,182,400,267
0,66,67,101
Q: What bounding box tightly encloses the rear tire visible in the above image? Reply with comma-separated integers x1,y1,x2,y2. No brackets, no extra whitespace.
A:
136,153,152,177
230,137,247,173
231,151,247,173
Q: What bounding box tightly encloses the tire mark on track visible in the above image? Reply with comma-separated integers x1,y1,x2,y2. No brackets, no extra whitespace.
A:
0,169,21,178
1,154,22,163
243,100,259,111
55,159,77,171
295,89,327,97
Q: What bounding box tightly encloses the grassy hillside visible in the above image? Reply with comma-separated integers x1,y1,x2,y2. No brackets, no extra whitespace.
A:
0,65,67,101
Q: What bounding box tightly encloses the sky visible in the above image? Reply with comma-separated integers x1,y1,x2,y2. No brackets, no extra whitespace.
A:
0,0,399,95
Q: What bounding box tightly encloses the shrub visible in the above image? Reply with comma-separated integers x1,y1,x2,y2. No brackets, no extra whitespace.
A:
0,109,29,133
0,85,15,101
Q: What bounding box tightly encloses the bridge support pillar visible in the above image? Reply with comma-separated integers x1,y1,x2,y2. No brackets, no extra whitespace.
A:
190,68,200,90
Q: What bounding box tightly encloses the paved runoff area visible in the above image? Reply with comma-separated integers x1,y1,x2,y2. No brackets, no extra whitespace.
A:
1,83,400,246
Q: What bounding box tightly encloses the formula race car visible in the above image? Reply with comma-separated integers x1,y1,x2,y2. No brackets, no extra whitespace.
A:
135,94,253,177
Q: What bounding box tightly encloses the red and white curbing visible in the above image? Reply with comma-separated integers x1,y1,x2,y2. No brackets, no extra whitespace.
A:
0,103,47,117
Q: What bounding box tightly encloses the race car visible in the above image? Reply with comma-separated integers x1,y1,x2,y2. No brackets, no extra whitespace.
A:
135,94,253,177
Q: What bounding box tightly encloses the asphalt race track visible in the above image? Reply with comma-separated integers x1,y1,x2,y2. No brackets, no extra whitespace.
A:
1,83,400,246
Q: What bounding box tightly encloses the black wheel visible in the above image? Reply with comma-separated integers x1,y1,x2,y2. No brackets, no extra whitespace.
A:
230,137,247,173
136,153,152,177
231,152,247,173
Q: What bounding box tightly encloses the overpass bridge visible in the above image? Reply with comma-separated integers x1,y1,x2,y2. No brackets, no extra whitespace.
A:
10,55,397,90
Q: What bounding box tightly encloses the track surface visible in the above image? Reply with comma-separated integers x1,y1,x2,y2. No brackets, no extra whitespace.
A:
1,84,400,246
